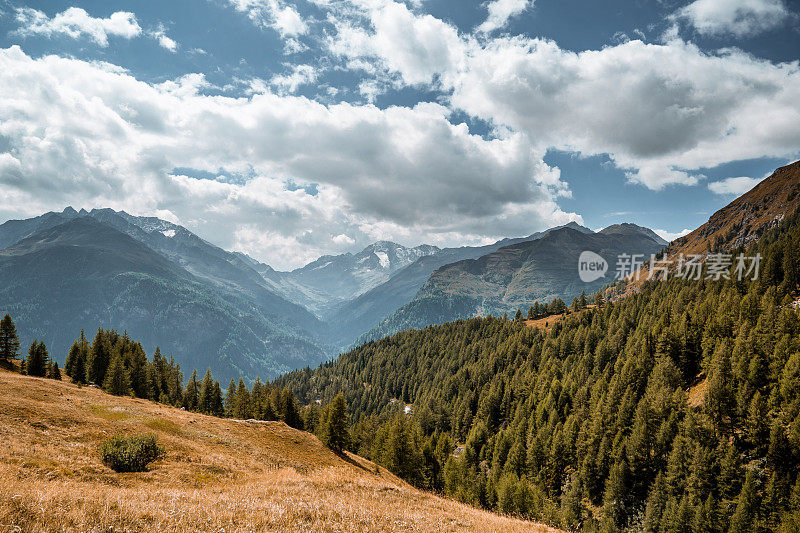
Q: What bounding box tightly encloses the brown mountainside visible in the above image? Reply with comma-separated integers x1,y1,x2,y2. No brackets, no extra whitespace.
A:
670,160,800,255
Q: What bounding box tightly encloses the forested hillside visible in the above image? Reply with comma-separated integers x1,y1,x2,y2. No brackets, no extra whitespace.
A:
277,209,800,532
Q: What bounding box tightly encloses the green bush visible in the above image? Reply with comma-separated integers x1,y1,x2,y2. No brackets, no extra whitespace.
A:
101,434,165,472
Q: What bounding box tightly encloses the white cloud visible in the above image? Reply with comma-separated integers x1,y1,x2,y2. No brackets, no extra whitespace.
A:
224,0,308,37
327,0,466,87
13,7,142,46
707,176,763,195
477,0,532,34
654,228,693,242
149,24,178,52
317,1,800,190
332,233,356,245
450,37,800,189
674,0,790,37
270,64,318,94
0,45,575,269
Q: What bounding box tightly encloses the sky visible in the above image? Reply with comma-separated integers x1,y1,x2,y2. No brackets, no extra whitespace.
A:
0,0,799,270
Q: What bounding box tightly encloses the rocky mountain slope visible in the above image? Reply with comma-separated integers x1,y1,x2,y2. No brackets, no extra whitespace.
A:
362,224,665,341
669,160,800,254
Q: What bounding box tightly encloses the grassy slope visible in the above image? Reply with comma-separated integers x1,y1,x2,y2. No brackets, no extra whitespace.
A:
0,370,556,532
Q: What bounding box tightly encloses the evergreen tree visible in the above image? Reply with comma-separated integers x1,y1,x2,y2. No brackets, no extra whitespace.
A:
729,469,759,533
87,329,111,385
65,330,89,383
103,352,131,396
184,370,199,411
47,361,62,380
234,378,251,419
211,380,224,416
198,369,214,414
25,340,49,377
224,378,237,417
0,314,21,365
320,392,349,452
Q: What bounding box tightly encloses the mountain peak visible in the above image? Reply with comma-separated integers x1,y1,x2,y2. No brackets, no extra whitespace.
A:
600,223,667,245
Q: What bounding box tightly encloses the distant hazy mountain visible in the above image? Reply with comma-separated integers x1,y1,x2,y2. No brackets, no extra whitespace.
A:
277,241,440,315
361,224,665,342
324,221,594,349
0,213,328,381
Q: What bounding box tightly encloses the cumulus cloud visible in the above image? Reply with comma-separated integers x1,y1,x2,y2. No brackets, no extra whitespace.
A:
451,37,800,189
224,0,308,37
316,1,800,190
708,176,764,195
270,64,318,94
674,0,790,37
149,23,178,52
477,0,532,34
327,0,466,87
13,7,142,46
0,46,575,269
654,228,693,242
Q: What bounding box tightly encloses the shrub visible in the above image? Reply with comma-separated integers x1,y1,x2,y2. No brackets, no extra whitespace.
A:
101,434,165,472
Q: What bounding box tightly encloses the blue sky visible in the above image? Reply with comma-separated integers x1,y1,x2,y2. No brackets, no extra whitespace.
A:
0,0,799,268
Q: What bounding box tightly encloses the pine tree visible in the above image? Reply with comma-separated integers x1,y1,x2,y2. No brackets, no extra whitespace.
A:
234,378,251,419
198,369,214,414
0,314,21,365
211,380,224,416
280,388,302,429
87,329,111,385
25,340,49,377
47,361,62,380
184,370,199,411
65,330,89,383
320,392,349,452
224,378,236,417
729,469,759,533
103,353,131,396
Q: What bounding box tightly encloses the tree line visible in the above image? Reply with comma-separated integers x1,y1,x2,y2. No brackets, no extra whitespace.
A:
0,319,329,434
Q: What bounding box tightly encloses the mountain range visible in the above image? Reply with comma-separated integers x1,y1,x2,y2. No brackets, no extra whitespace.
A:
0,207,669,381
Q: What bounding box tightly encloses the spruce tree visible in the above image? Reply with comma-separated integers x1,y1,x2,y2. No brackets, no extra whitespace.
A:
224,378,236,417
65,331,89,383
320,392,349,452
184,370,199,411
234,378,251,419
103,353,131,396
211,380,224,416
729,469,759,533
87,329,111,385
47,361,62,380
198,369,214,414
25,340,49,377
0,314,21,365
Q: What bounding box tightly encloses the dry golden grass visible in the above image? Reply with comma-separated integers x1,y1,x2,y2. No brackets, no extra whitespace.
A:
0,370,558,532
687,377,708,409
